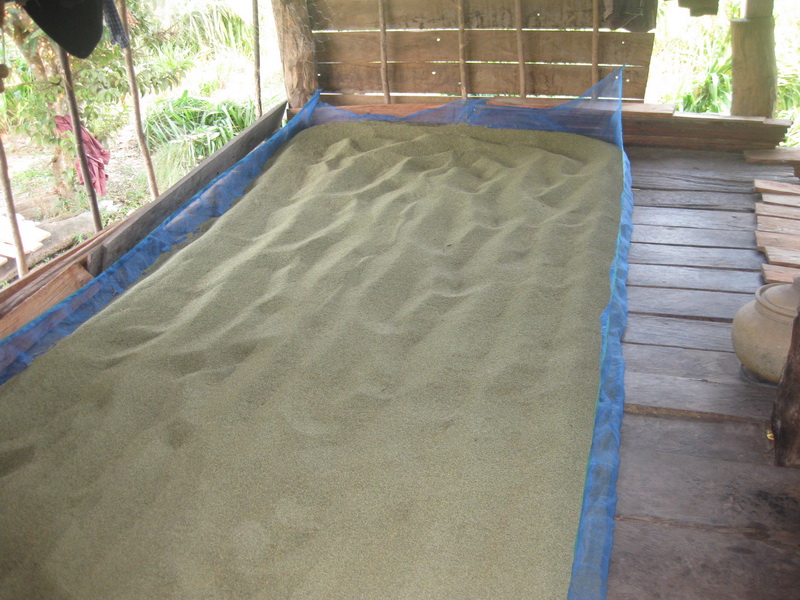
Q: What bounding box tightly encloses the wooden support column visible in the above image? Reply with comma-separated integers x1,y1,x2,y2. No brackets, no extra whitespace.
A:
773,295,800,467
57,47,103,233
591,0,601,87
0,137,28,278
731,0,777,117
253,0,263,117
457,0,468,99
119,0,159,201
272,0,317,109
514,0,526,97
377,0,390,104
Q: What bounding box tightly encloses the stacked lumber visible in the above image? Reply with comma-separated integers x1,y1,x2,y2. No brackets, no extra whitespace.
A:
753,178,800,283
488,99,790,151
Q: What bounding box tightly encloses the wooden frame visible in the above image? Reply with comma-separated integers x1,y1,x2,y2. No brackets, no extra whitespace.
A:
274,0,656,108
0,102,287,338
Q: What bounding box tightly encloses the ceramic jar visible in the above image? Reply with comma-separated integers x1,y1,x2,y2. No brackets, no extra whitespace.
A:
732,277,800,383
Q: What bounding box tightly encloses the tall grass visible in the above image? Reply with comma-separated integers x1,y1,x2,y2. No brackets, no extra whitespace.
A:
144,91,256,187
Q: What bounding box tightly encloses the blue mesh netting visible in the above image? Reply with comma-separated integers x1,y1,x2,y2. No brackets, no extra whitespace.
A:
0,70,631,599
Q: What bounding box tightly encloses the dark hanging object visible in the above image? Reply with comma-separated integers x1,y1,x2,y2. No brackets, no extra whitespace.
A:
678,0,720,17
604,0,659,33
21,0,104,59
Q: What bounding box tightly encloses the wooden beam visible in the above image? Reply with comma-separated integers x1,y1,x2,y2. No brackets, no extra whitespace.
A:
57,46,103,233
773,289,800,467
763,263,800,283
457,0,468,99
377,0,390,103
514,0,526,97
591,0,600,87
93,101,286,272
731,12,777,117
272,0,316,109
120,0,159,200
253,0,263,117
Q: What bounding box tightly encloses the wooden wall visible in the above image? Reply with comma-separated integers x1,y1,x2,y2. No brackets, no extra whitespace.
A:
275,0,655,107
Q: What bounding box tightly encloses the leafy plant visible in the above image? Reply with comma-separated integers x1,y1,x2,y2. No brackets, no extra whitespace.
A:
144,91,255,187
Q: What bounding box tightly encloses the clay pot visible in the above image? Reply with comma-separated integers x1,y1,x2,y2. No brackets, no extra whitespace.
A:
732,277,800,383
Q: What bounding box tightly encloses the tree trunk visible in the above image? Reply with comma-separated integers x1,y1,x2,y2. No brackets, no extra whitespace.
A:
271,0,316,109
773,306,800,467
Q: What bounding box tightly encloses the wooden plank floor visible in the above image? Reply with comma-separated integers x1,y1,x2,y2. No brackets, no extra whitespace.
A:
607,148,800,599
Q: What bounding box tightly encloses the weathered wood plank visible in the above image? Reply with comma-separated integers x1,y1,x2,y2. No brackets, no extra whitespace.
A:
761,192,800,208
764,246,800,268
757,201,800,218
758,215,800,235
0,263,92,340
617,446,800,537
317,62,648,98
608,520,800,600
756,230,800,251
623,314,734,352
627,286,750,321
632,206,755,231
310,0,601,30
628,243,762,270
633,189,756,211
95,102,287,272
628,263,763,293
631,225,755,249
623,343,747,386
620,413,772,463
624,371,774,421
745,146,800,166
628,147,796,191
762,263,800,284
755,178,800,196
315,30,654,66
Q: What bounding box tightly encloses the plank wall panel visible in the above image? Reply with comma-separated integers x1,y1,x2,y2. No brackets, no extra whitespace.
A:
315,30,655,66
310,0,596,31
317,62,648,98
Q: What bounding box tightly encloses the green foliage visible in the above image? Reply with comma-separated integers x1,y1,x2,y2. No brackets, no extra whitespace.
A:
144,91,255,187
171,1,253,58
0,0,193,146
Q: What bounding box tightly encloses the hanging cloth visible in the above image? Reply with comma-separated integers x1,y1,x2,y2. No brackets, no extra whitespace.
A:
55,115,111,197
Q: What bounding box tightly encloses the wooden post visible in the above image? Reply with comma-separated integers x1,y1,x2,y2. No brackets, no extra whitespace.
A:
773,294,800,467
457,0,468,99
119,0,159,201
377,0,391,104
57,46,103,233
514,0,526,97
0,137,28,278
591,0,601,88
252,0,263,117
731,0,777,117
272,0,317,109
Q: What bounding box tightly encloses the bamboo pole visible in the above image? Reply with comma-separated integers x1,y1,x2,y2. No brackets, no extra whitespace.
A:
457,0,468,100
57,46,102,233
378,0,391,104
119,0,159,200
591,0,601,87
252,0,263,117
514,0,526,97
0,137,28,278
